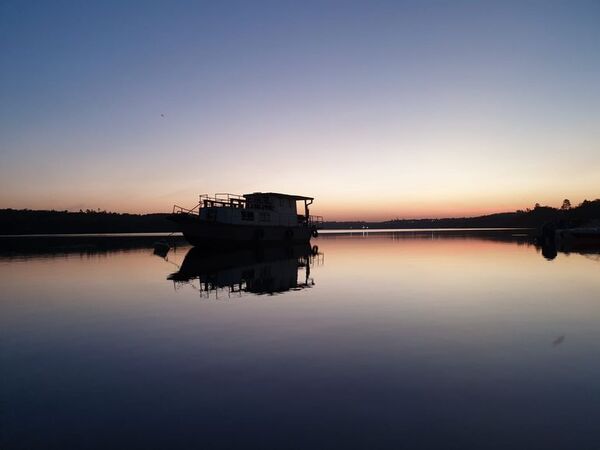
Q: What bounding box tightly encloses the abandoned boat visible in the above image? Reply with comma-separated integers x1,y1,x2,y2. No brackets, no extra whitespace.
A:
169,192,323,248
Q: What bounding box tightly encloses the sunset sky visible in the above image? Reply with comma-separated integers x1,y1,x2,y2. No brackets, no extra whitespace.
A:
1,1,599,221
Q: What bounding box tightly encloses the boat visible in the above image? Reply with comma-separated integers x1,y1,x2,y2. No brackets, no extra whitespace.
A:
168,192,323,249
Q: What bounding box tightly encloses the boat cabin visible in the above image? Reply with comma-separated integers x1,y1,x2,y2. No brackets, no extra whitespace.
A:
192,192,317,227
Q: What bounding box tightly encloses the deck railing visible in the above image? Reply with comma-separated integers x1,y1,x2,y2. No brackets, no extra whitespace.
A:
201,193,247,209
211,193,246,203
172,203,201,215
309,215,324,227
172,194,246,214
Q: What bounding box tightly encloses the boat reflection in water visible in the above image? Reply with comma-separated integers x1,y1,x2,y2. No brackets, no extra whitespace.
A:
168,244,322,297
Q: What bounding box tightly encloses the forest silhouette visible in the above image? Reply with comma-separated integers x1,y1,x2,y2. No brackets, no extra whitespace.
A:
1,199,598,235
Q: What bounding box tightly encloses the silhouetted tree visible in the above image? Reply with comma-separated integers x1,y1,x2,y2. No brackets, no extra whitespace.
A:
561,199,572,210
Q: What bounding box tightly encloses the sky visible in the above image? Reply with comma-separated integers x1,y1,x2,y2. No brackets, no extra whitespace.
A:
1,0,599,221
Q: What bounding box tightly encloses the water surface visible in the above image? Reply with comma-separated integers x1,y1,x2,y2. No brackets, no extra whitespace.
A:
2,231,599,449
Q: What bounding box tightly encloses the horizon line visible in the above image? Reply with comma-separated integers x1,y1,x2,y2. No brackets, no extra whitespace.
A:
3,198,597,223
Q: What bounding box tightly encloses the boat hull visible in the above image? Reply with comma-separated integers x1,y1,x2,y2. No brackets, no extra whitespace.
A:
168,213,313,249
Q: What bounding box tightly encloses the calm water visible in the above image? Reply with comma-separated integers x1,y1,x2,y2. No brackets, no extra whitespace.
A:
2,231,600,449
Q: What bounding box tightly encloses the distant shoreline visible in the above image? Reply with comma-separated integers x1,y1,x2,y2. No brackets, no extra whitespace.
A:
1,200,598,235
0,227,532,238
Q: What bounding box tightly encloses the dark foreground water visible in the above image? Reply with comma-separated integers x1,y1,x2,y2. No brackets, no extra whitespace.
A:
1,231,600,449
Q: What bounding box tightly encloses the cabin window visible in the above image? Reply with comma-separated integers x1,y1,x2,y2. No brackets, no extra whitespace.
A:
259,212,271,222
241,211,254,221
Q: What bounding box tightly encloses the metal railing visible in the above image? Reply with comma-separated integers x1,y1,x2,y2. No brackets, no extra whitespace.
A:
309,215,324,227
200,193,247,209
172,194,246,214
172,203,201,215
211,193,245,203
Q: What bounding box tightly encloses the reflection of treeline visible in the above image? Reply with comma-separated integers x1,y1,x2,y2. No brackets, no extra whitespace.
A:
0,234,188,257
1,199,599,234
322,199,600,230
0,209,175,234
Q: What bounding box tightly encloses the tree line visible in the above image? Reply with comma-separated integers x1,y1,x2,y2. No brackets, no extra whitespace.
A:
1,198,598,234
322,199,600,230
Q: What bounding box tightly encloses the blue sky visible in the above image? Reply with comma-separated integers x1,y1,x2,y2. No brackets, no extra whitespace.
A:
1,1,599,219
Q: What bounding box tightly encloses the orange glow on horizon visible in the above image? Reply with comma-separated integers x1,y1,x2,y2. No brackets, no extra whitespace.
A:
1,195,596,222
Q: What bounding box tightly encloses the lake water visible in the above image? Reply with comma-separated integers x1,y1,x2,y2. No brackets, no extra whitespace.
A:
2,231,600,449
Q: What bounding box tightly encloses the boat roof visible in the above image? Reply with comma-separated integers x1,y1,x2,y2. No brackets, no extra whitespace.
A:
244,192,314,201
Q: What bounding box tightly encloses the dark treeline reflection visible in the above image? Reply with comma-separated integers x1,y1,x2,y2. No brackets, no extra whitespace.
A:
2,230,598,264
320,230,600,262
536,237,600,261
168,244,322,297
0,234,188,259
